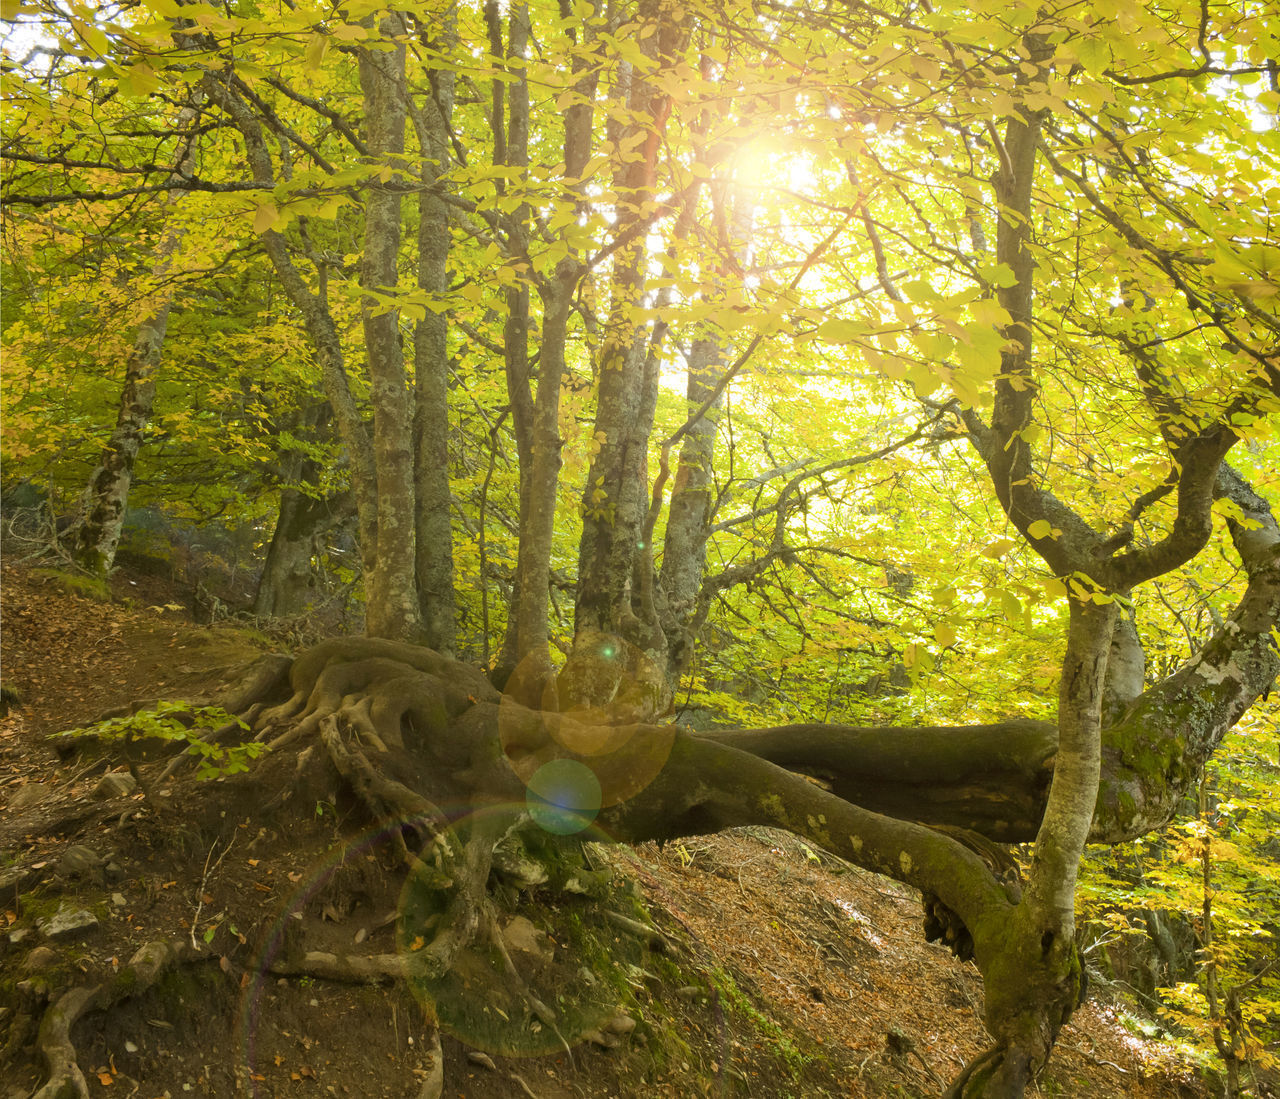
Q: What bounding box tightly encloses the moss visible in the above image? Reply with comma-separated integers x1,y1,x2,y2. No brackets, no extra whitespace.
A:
31,568,110,602
705,965,823,1081
14,889,64,927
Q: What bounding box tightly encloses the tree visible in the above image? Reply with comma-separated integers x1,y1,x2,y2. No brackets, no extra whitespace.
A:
3,0,1278,1095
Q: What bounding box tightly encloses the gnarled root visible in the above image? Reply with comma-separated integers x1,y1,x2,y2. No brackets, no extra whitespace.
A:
32,940,203,1099
257,638,496,753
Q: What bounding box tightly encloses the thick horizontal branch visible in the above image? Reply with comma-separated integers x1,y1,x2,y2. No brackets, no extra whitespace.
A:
700,720,1057,842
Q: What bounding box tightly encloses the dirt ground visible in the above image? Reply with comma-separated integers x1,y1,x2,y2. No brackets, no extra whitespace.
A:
1,560,1210,1098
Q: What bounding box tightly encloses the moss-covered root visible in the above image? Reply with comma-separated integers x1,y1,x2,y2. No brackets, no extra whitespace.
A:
32,939,198,1099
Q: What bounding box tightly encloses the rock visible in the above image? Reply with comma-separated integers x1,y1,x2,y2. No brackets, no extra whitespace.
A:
0,864,33,892
501,916,554,970
22,946,58,972
604,1012,636,1036
8,783,49,811
491,838,550,888
39,906,99,941
104,861,124,882
92,772,137,799
8,928,31,945
57,845,105,882
110,893,127,908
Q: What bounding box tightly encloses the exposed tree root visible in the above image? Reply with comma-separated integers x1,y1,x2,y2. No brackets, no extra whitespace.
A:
268,950,409,983
40,632,1174,1097
32,940,204,1099
317,714,447,842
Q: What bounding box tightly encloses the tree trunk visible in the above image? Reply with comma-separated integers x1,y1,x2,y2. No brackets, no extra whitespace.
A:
254,489,320,618
196,68,381,579
574,2,686,643
413,12,459,655
500,0,602,685
73,319,165,577
359,17,420,642
656,179,754,686
72,99,201,577
955,597,1113,1096
489,0,535,684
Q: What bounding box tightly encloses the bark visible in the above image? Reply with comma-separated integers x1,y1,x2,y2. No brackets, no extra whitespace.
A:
513,266,575,684
254,488,353,618
253,403,351,618
1101,611,1144,724
1096,466,1280,841
358,18,420,642
413,11,459,654
964,597,1113,1094
656,334,724,678
702,719,1057,843
574,1,689,669
656,179,754,686
196,70,380,577
72,99,201,578
73,321,165,577
501,0,602,684
489,0,533,683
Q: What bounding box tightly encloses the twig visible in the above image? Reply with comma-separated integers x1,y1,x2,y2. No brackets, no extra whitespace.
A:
190,835,234,949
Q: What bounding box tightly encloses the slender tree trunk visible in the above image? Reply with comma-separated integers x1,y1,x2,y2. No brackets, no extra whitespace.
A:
358,18,420,642
197,69,380,578
513,265,575,683
574,0,689,660
960,598,1113,1096
501,0,602,684
72,100,200,577
254,490,318,617
73,315,167,577
413,11,459,654
254,406,352,618
488,0,534,683
657,179,753,686
657,334,724,675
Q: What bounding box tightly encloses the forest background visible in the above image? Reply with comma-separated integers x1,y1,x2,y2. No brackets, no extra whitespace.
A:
2,0,1279,1095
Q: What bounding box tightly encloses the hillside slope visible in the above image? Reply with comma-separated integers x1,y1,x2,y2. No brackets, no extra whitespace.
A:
1,561,1203,1098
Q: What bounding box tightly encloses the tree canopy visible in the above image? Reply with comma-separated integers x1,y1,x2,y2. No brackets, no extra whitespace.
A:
3,0,1279,1094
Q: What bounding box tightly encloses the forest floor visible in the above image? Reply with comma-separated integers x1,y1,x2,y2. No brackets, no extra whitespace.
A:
0,557,1210,1098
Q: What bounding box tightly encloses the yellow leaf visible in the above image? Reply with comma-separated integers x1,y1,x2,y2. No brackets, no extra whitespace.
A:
305,33,328,69
934,624,956,647
252,204,279,234
980,537,1016,559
